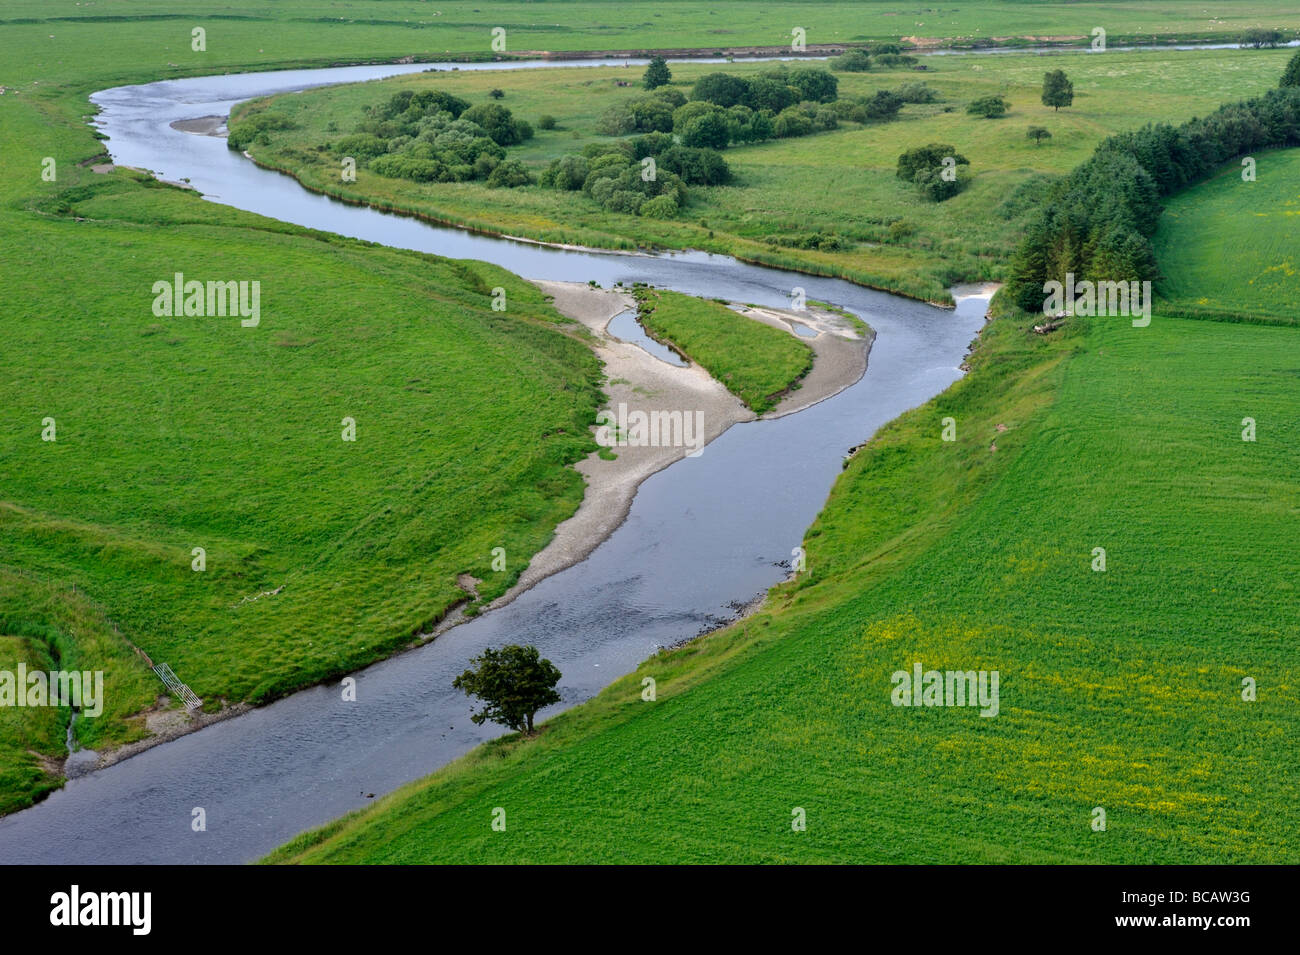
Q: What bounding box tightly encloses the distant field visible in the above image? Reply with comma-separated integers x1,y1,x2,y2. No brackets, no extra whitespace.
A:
1154,148,1300,324
635,289,812,413
238,46,1295,302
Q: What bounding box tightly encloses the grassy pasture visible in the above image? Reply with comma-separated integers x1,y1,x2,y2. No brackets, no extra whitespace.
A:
238,46,1296,302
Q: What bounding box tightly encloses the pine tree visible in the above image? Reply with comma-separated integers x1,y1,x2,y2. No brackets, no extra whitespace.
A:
1281,50,1300,88
643,56,672,91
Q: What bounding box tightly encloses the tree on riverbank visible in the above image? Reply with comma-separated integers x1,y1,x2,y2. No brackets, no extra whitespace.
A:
453,645,562,736
643,56,672,90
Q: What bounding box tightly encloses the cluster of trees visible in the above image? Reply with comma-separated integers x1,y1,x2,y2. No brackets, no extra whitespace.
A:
896,143,971,201
1005,84,1300,311
539,134,728,218
330,89,535,187
831,43,919,72
601,66,916,150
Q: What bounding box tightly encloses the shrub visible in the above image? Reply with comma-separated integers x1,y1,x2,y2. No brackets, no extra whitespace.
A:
461,103,531,145
639,194,679,218
227,112,295,150
539,154,590,190
537,114,557,130
679,111,731,149
967,95,1009,118
331,132,389,162
691,72,752,107
485,158,533,188
831,50,872,72
895,82,939,104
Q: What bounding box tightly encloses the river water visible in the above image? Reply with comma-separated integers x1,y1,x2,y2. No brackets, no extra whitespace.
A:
0,59,987,863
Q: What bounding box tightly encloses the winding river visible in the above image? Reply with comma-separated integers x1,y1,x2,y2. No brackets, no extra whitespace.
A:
0,59,988,863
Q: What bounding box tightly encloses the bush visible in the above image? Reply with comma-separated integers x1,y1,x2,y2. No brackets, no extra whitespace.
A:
967,95,1009,118
657,145,730,185
461,103,532,145
691,72,752,108
639,194,679,218
788,67,839,103
368,154,449,182
679,111,731,149
874,53,918,68
485,158,533,188
895,82,939,104
605,190,645,214
897,143,971,201
537,114,557,130
539,154,590,190
331,132,389,162
862,89,905,121
227,111,295,150
831,50,872,72
772,107,812,138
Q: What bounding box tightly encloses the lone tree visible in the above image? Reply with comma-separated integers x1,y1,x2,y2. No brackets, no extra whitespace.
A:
1027,125,1052,146
1041,70,1073,111
453,644,561,736
967,94,1009,118
643,55,672,90
1282,49,1300,87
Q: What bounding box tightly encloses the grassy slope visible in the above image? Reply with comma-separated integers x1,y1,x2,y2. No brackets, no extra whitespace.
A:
1154,147,1300,324
634,289,812,413
269,159,1300,862
238,46,1295,303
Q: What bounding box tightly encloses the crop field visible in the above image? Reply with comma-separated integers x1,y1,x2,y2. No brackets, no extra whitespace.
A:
1154,147,1300,324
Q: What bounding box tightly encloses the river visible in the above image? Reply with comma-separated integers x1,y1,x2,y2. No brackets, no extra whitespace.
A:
0,58,988,863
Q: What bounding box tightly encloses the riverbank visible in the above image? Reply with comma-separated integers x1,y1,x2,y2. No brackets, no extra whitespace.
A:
489,281,871,608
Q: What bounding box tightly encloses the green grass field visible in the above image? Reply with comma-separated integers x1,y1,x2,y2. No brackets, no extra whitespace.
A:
270,245,1300,865
1154,148,1300,324
634,289,812,413
235,46,1296,302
